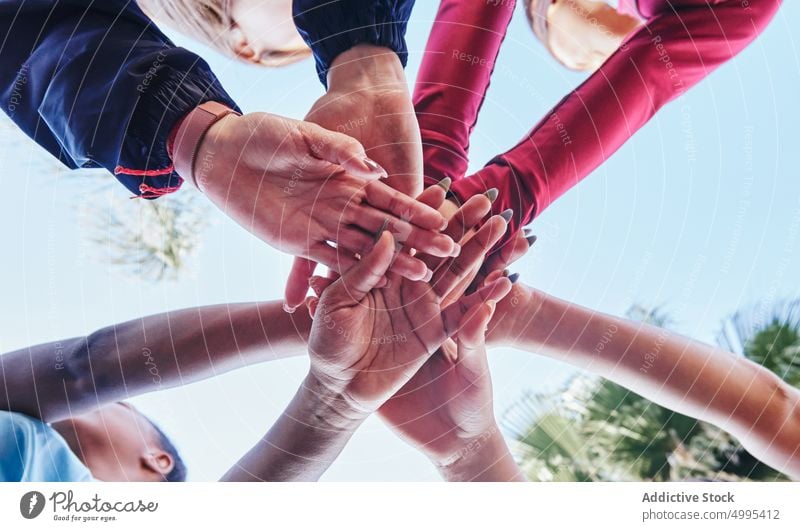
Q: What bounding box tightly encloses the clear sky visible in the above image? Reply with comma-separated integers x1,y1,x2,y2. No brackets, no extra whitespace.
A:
1,1,799,481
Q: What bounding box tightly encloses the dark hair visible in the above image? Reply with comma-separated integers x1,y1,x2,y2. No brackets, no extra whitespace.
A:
147,419,188,482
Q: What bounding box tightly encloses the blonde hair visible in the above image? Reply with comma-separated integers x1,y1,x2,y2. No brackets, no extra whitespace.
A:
137,0,311,67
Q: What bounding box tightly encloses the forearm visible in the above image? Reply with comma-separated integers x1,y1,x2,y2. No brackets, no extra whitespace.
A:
510,286,800,477
436,426,524,482
221,373,364,481
293,0,415,86
0,301,312,422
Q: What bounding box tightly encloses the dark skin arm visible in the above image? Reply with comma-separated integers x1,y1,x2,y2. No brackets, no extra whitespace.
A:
0,302,312,422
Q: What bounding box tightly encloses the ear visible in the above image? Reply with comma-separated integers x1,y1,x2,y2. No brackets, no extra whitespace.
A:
142,451,175,479
230,25,259,63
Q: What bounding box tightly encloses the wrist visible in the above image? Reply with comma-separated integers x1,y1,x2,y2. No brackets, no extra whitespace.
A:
299,372,370,432
327,44,406,91
172,102,240,193
435,425,522,482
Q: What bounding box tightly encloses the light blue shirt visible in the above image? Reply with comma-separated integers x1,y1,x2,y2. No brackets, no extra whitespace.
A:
0,411,93,482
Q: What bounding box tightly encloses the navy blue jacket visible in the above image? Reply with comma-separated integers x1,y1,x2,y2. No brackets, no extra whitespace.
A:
0,0,415,197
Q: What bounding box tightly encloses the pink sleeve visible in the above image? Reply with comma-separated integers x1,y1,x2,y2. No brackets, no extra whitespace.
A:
413,0,515,187
450,0,781,237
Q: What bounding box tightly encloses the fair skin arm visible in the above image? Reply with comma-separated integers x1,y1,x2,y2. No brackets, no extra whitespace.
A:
0,302,312,423
283,44,427,310
489,284,800,478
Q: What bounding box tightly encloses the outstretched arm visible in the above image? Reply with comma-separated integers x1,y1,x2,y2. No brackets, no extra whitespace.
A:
0,302,312,423
490,284,800,478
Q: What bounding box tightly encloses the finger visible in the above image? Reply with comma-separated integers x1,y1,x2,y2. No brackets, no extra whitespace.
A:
432,215,508,299
307,242,359,275
300,121,387,180
415,178,451,210
308,275,335,297
482,228,533,277
443,194,493,243
324,231,396,306
333,226,431,280
355,208,456,258
442,277,512,337
418,193,493,271
284,258,318,313
458,301,495,352
307,296,320,318
364,180,447,231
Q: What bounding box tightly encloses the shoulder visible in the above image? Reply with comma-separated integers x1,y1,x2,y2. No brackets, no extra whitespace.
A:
0,411,92,482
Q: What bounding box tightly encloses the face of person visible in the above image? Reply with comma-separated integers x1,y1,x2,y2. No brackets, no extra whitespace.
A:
51,403,175,482
541,0,640,71
228,0,309,65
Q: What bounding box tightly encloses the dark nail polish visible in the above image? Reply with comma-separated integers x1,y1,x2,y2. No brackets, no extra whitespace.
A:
484,188,499,202
502,268,510,277
500,209,513,222
437,177,452,192
508,273,520,284
526,234,537,247
523,227,533,237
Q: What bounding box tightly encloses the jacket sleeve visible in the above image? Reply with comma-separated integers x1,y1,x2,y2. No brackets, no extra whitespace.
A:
0,0,239,198
293,0,416,86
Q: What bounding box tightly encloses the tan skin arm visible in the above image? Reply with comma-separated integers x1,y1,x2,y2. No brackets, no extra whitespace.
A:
490,284,800,478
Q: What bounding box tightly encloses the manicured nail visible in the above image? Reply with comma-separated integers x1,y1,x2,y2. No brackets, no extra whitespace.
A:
364,157,388,178
422,268,434,282
508,272,520,283
502,268,510,277
484,188,499,202
450,242,461,257
437,177,452,192
500,209,513,222
523,227,533,237
374,218,390,243
282,302,297,314
526,234,537,247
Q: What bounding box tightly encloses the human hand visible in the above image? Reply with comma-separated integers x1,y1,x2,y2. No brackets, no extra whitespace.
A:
378,282,524,481
283,44,424,311
305,213,512,418
195,111,456,289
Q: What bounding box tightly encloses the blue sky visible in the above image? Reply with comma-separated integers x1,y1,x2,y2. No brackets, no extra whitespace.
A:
1,1,799,480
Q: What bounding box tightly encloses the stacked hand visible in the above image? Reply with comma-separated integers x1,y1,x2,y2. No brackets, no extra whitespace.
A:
197,108,456,300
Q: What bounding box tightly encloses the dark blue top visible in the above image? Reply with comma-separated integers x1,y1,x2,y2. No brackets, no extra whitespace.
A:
0,0,415,197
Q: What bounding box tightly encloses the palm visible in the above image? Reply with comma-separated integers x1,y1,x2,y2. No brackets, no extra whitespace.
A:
306,87,423,196
379,340,494,462
309,276,450,412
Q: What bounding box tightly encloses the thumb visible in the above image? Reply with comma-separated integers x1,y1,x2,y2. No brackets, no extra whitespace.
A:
324,229,396,306
300,122,387,180
284,257,318,313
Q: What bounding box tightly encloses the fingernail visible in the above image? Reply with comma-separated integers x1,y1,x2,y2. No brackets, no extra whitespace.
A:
502,268,510,277
374,218,390,243
363,157,387,176
523,227,533,237
282,302,297,314
437,177,452,192
508,272,520,283
422,268,433,282
484,188,499,202
450,242,461,257
500,209,513,223
526,234,537,247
